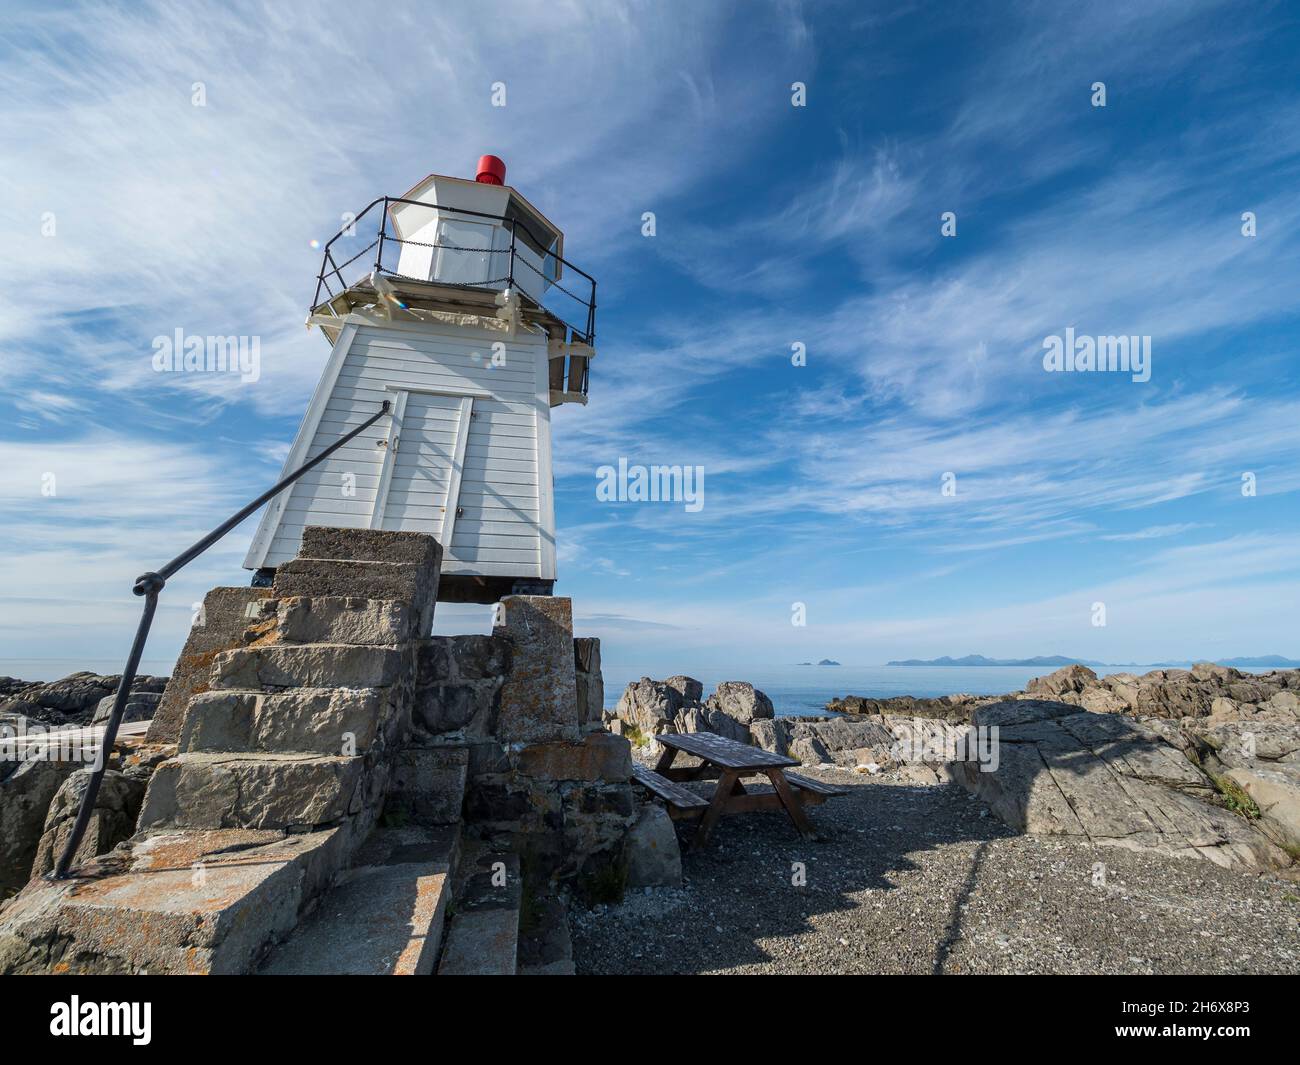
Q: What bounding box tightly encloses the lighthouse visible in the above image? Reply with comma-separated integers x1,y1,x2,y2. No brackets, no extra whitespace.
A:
243,156,596,603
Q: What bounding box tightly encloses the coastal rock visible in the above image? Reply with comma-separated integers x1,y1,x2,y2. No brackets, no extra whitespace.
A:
0,672,168,729
749,718,789,757
1,758,80,896
1192,719,1300,852
29,767,148,879
664,676,704,705
1022,662,1300,723
611,676,704,735
609,677,777,747
952,698,1286,870
1267,689,1300,714
789,733,831,766
1078,687,1127,715
787,716,894,767
1226,766,1300,851
0,677,38,696
624,804,681,889
90,690,163,726
698,708,751,745
825,692,983,722
703,681,774,723
1025,664,1098,698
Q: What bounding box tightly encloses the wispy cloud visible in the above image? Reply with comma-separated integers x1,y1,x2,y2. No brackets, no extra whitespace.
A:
1100,523,1205,541
3,0,1298,674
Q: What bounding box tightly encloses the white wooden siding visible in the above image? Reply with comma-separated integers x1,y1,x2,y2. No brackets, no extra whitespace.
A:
246,318,552,579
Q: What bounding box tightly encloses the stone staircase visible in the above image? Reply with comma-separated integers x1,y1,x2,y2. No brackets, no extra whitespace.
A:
0,526,606,976
259,823,461,975
0,529,442,974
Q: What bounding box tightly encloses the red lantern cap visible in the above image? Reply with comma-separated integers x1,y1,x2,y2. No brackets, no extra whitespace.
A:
475,155,506,185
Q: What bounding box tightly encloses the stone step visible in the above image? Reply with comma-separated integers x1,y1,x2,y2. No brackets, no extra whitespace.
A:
146,585,273,744
138,752,372,832
516,893,575,976
0,826,350,975
258,825,461,975
211,643,407,691
245,596,417,647
436,847,521,976
298,526,444,569
178,687,399,757
273,559,437,639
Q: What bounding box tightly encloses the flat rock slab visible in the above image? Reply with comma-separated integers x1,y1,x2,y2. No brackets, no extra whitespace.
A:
954,699,1285,869
260,825,460,976
0,827,344,975
437,848,521,976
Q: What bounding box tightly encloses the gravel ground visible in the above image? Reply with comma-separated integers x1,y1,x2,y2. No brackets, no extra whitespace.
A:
571,768,1300,975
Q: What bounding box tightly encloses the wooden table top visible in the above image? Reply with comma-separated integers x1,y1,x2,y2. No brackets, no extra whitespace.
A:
655,730,799,769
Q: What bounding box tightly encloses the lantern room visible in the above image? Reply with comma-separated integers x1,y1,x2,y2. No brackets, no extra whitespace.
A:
305,155,596,406
388,155,564,308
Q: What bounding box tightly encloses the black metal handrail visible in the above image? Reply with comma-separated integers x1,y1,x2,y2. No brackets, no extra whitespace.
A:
50,401,392,880
311,196,597,345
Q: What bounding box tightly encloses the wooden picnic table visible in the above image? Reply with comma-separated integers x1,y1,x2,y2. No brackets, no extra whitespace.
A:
633,731,845,849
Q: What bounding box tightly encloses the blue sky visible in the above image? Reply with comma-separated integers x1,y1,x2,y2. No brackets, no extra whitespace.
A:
2,0,1299,679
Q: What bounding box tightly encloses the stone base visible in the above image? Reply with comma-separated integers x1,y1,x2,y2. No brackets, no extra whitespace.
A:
493,597,580,744
385,747,468,825
0,827,349,975
517,733,632,782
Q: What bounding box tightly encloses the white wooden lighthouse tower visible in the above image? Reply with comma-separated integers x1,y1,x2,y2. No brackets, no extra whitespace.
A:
244,155,596,602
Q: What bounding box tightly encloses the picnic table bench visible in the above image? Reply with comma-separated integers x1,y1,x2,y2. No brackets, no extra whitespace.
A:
631,731,847,848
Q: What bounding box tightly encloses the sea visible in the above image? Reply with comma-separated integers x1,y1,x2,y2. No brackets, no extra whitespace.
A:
2,658,1275,720
598,663,1275,716
1,658,181,684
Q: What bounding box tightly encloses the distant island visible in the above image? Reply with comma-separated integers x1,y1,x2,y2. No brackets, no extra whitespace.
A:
887,654,1300,668
796,659,841,666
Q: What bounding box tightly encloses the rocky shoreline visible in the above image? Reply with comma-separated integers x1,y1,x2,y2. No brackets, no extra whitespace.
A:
606,664,1300,872
4,658,1298,975
1,671,169,731
581,662,1300,974
1,672,169,897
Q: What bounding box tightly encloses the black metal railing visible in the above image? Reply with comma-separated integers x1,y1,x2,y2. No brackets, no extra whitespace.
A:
50,401,392,880
312,196,597,345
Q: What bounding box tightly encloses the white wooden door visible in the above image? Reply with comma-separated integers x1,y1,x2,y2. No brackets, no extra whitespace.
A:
370,389,473,547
